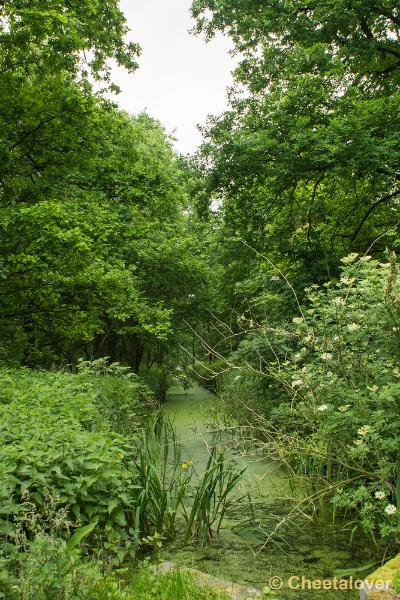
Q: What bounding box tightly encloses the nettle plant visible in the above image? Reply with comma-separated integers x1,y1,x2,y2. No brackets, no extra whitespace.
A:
266,252,400,542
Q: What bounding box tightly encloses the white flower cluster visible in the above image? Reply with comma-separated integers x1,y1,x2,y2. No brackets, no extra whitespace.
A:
291,379,303,388
347,322,360,332
357,425,372,437
340,276,355,286
384,504,397,516
333,297,346,306
317,404,328,412
374,491,386,500
292,317,304,325
340,253,358,264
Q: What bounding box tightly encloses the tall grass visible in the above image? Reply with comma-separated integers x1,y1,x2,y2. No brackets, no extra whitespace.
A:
183,444,246,545
132,413,191,545
0,534,231,600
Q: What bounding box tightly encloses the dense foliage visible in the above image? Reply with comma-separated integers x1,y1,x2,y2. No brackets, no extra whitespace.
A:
0,365,153,563
190,0,400,312
0,0,211,372
217,254,400,541
2,0,400,589
186,0,400,548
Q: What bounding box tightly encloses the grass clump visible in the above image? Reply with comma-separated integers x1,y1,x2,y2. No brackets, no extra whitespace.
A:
0,535,231,600
133,413,245,547
183,445,245,545
393,569,400,595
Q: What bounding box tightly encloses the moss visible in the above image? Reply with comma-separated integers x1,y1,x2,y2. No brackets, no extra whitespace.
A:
393,569,400,594
366,555,400,585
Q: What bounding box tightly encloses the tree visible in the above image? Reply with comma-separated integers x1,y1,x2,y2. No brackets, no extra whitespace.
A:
191,0,400,279
0,2,211,370
0,0,139,80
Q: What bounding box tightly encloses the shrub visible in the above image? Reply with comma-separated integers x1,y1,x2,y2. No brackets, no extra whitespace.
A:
77,358,154,433
0,533,232,600
0,367,150,562
236,253,400,542
139,366,168,403
192,359,227,393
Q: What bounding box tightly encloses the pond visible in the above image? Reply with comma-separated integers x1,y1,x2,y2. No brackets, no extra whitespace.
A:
162,385,378,599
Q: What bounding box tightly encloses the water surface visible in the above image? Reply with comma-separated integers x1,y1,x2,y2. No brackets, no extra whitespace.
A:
163,385,376,599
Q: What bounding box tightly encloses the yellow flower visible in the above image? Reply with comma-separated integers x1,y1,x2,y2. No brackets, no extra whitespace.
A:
181,463,188,469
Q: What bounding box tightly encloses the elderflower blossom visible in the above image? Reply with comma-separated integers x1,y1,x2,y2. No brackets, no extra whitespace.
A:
338,404,350,412
292,317,304,325
360,255,372,262
341,252,358,264
317,404,328,412
347,323,360,332
375,491,386,500
321,352,333,361
291,379,303,388
340,276,356,286
384,504,397,516
357,425,372,437
367,384,378,393
333,297,346,306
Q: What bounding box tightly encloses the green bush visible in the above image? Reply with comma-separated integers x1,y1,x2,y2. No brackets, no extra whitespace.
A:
77,358,154,433
0,366,153,562
231,253,400,542
192,359,227,393
139,366,168,403
0,534,231,600
218,369,273,424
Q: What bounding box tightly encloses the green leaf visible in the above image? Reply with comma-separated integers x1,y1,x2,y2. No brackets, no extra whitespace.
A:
67,520,98,552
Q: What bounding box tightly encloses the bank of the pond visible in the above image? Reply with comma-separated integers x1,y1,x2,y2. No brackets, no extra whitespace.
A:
162,385,378,600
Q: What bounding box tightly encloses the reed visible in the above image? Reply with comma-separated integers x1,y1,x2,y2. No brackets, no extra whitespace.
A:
183,444,245,545
132,414,244,548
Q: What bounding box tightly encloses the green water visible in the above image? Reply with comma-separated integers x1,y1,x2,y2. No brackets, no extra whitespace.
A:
162,385,377,599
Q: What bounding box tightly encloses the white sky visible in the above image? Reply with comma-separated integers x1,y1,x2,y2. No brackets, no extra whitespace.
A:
110,0,235,155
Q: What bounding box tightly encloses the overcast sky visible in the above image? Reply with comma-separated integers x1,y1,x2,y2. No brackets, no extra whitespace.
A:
109,0,235,155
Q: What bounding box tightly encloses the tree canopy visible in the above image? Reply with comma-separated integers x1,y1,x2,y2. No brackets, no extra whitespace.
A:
0,0,211,370
191,0,400,295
